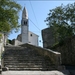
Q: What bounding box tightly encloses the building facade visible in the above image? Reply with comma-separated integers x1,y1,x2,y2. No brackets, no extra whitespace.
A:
29,31,38,46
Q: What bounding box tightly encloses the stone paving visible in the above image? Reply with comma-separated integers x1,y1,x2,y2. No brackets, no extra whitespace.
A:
1,70,70,75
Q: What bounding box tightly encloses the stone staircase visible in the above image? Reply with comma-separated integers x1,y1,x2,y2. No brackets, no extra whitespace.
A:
3,46,58,71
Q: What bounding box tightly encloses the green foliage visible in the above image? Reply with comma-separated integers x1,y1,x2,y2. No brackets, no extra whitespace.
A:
45,3,75,42
0,33,2,42
0,33,2,38
52,42,59,47
0,0,21,33
7,39,12,44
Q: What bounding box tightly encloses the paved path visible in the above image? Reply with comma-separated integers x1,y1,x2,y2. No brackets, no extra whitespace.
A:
1,70,70,75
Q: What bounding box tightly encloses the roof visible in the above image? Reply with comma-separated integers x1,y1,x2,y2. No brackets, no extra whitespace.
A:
22,7,28,19
29,31,39,37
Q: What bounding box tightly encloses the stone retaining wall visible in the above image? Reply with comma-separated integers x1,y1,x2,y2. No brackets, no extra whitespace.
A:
50,35,75,66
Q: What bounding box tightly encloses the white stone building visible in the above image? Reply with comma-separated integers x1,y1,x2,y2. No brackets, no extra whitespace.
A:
14,7,39,46
28,31,38,46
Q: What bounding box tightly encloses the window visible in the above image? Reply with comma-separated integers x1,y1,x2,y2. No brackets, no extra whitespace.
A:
24,21,25,25
26,21,27,24
30,34,32,36
24,21,27,25
29,42,31,43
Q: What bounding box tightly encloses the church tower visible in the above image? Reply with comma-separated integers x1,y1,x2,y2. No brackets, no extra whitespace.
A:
21,7,28,44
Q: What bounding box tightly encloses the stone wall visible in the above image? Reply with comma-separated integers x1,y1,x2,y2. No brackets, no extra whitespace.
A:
50,35,75,66
42,27,55,48
12,39,23,46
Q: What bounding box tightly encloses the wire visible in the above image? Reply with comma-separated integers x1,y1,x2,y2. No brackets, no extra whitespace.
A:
29,18,40,31
29,0,40,31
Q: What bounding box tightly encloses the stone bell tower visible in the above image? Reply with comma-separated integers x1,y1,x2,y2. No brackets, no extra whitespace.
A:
21,7,28,44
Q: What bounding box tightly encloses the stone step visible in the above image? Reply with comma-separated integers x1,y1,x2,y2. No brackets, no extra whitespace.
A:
4,60,49,62
4,58,45,61
4,60,51,63
4,54,38,56
4,55,43,57
4,56,42,59
9,67,43,71
4,60,51,65
4,54,41,56
5,64,43,68
4,62,44,64
4,64,51,69
5,49,36,53
8,67,57,71
4,57,45,60
4,51,30,54
5,49,37,53
4,62,43,64
4,63,46,66
4,64,51,68
4,61,49,64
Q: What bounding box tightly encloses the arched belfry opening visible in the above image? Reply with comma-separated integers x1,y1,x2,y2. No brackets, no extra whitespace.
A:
24,21,27,25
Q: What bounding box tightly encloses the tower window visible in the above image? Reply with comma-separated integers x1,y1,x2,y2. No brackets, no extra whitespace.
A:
30,34,32,36
26,21,27,24
24,21,25,25
24,21,27,25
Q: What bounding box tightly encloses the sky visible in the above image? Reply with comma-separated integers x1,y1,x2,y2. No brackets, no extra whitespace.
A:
8,0,75,47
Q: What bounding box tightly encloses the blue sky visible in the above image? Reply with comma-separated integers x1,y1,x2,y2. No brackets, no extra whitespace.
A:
8,1,75,47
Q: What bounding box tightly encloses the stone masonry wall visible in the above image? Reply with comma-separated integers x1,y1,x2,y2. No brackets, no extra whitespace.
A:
50,35,75,66
11,39,23,46
42,27,55,48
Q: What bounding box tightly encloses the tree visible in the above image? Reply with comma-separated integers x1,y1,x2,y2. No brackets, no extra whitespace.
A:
45,3,75,42
0,0,21,33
